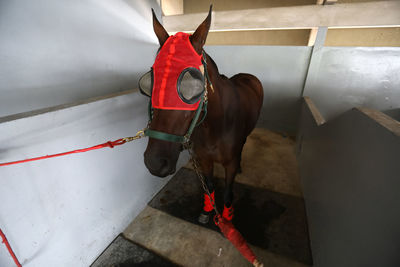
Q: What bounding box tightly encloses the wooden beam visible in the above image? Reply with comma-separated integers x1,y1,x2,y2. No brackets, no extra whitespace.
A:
323,0,338,5
161,0,183,16
163,1,400,33
308,28,319,46
308,0,324,46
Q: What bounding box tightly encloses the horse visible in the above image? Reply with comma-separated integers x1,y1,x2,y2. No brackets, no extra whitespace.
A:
141,6,263,224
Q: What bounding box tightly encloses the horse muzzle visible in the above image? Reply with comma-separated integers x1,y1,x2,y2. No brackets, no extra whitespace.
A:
144,152,177,178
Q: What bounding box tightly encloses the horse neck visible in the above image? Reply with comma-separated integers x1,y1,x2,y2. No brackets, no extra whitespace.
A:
201,53,225,127
204,53,222,113
191,52,225,145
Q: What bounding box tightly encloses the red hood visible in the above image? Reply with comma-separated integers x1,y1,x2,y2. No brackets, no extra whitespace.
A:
152,32,203,110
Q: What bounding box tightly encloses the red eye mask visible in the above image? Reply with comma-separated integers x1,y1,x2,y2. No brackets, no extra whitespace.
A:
151,32,204,111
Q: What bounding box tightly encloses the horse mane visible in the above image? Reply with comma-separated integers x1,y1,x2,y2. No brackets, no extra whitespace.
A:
204,51,232,82
204,51,219,74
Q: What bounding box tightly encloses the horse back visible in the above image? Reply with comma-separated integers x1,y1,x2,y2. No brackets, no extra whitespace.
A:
229,73,263,135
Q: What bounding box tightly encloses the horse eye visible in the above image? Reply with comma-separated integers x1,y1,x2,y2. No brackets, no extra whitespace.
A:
177,68,204,104
138,70,153,97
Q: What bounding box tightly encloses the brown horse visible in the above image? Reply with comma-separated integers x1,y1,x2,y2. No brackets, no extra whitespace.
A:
143,7,263,223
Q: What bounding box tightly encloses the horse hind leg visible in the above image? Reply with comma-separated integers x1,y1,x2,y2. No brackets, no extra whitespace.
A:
237,137,248,174
197,158,215,224
237,144,244,174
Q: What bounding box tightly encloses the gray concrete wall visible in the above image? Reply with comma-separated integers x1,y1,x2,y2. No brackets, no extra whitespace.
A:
296,97,400,267
303,46,400,121
205,45,312,133
0,0,161,117
205,44,400,134
0,90,188,267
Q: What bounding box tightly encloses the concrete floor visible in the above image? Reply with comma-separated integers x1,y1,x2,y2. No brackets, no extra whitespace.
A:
124,206,308,267
94,128,310,267
188,128,303,198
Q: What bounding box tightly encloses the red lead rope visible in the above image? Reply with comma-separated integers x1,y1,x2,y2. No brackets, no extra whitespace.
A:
0,138,129,266
0,229,22,267
0,138,127,167
0,132,146,266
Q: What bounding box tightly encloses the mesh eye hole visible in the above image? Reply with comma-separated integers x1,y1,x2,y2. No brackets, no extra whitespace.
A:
177,67,205,104
138,70,153,97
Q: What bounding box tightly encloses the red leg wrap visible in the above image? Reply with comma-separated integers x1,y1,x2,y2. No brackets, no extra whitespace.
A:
222,205,234,221
203,191,215,212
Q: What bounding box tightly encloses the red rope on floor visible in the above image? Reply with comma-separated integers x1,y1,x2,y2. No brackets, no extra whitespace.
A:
215,215,258,265
0,228,22,267
0,138,126,167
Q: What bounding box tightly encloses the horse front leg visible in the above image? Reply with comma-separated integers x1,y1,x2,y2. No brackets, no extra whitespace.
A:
222,158,239,221
197,158,215,224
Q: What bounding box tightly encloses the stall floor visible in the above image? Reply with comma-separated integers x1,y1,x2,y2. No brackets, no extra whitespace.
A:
94,128,311,267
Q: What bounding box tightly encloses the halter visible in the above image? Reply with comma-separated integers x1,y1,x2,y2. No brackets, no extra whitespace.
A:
144,50,212,144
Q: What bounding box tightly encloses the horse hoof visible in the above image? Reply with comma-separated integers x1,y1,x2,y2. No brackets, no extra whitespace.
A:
198,213,210,224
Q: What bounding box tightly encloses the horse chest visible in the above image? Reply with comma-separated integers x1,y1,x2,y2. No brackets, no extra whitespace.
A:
194,132,238,164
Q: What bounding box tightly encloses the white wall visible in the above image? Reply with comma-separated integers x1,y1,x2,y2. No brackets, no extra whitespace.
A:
0,91,188,267
0,0,183,266
0,0,160,117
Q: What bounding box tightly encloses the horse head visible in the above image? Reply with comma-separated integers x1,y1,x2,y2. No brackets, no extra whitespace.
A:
141,7,212,177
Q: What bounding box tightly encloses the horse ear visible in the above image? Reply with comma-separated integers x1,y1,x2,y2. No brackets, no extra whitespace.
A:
152,8,169,46
190,5,212,54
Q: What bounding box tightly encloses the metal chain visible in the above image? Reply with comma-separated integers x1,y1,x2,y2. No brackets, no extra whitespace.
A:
183,142,220,217
124,130,217,218
182,58,220,217
125,130,213,209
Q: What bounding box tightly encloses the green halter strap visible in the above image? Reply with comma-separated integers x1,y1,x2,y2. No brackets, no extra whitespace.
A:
144,96,205,144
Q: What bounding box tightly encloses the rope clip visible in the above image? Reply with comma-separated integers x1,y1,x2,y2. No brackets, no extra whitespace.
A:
123,128,147,143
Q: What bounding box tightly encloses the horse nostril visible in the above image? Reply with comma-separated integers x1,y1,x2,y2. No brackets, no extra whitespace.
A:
159,158,168,166
144,154,172,178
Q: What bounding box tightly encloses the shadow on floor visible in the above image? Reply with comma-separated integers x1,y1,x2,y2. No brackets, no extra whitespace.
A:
91,235,178,267
149,168,312,265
